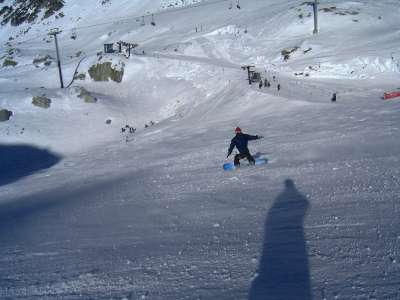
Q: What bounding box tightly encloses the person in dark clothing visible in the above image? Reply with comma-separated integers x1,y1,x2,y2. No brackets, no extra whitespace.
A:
227,127,263,166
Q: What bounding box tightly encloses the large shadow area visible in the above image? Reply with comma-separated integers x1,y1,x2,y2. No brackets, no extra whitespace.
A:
249,179,312,300
0,144,61,187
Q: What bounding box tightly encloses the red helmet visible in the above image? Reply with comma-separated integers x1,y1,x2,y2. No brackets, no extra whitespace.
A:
235,127,242,133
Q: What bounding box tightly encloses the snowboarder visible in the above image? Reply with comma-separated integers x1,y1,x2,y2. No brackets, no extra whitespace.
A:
226,127,263,166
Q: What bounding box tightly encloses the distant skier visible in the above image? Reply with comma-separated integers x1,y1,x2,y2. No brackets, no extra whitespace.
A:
226,127,263,167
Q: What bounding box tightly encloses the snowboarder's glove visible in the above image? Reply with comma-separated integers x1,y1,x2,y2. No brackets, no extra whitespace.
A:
257,135,264,139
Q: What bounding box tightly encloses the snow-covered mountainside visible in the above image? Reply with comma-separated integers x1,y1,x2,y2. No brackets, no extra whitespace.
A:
1,0,400,299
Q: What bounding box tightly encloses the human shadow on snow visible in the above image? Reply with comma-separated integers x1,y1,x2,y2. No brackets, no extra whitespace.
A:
0,144,61,187
249,179,312,300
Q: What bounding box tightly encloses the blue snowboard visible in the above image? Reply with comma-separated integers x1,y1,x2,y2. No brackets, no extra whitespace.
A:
223,158,267,171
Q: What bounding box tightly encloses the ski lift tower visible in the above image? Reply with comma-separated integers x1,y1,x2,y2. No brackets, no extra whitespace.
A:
306,1,318,34
241,65,256,85
48,28,64,88
312,0,318,34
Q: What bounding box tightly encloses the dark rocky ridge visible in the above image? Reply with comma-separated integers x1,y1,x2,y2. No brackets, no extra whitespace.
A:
0,0,64,26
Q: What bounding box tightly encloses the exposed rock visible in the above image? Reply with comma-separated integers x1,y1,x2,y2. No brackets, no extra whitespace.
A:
7,48,20,56
281,47,299,61
0,109,13,121
77,87,97,103
2,58,18,67
88,61,124,83
33,55,53,67
0,0,64,26
32,95,51,109
74,73,86,80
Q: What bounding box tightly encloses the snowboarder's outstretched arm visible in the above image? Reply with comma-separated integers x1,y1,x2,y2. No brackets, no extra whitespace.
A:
227,141,235,157
245,134,263,141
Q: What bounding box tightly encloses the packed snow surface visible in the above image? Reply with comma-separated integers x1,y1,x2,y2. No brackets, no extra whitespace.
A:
0,0,400,299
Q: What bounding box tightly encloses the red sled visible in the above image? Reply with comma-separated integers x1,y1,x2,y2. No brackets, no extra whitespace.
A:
383,91,400,100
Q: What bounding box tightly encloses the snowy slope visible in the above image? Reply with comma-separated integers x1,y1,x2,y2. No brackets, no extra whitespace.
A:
1,0,400,299
1,0,400,152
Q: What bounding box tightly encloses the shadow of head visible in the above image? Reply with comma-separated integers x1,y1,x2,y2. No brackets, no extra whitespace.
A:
0,144,61,187
284,178,294,188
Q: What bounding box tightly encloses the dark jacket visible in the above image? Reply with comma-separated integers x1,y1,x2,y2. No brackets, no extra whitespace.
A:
227,133,260,156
